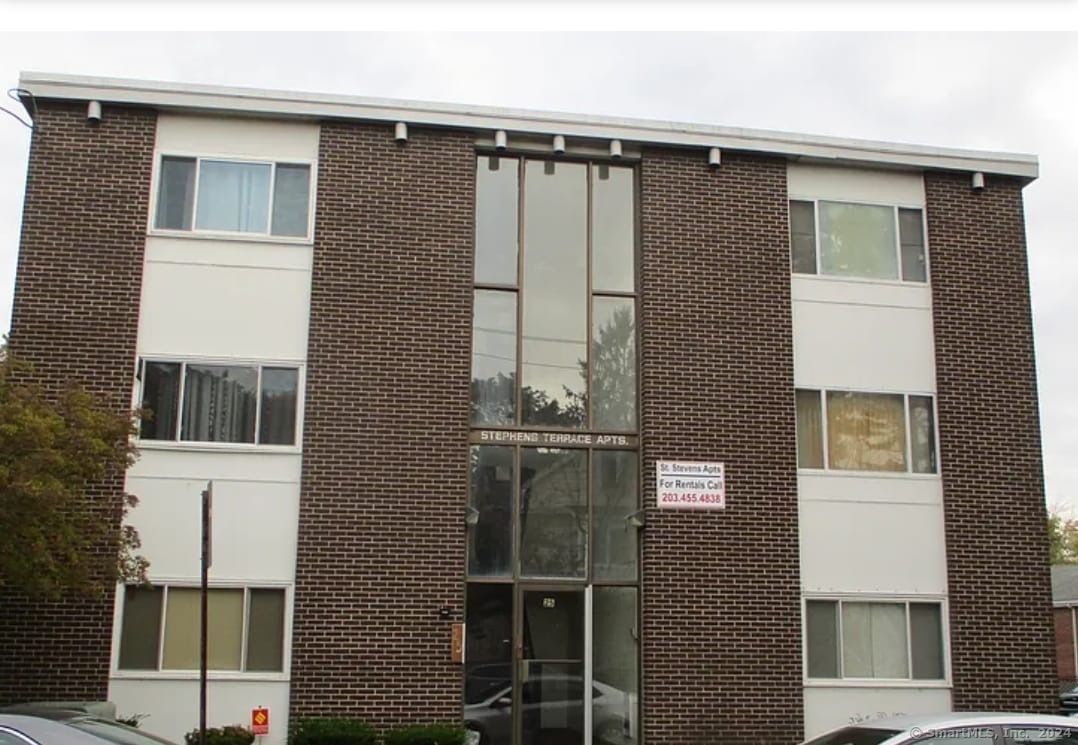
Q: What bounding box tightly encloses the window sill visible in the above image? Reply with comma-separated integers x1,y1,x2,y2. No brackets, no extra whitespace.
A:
148,229,314,247
136,441,302,456
111,670,289,683
804,678,951,689
797,468,940,480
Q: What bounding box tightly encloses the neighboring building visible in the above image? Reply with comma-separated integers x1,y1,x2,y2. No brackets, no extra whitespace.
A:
0,72,1057,745
1053,565,1078,689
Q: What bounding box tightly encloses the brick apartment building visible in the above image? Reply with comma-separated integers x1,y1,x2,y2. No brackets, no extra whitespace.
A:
0,72,1057,745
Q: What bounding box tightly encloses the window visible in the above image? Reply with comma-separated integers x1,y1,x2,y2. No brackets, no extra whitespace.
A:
139,360,299,446
806,599,945,680
790,200,927,282
154,157,311,239
117,585,285,672
796,389,937,474
471,157,637,431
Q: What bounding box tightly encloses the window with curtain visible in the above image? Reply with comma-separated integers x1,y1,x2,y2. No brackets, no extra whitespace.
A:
154,156,311,239
138,360,299,446
789,199,927,282
117,585,286,672
795,388,937,474
805,599,945,680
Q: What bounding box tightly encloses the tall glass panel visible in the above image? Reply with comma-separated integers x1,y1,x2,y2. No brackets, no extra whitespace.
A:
246,589,285,672
155,157,195,230
591,298,636,432
899,208,927,282
909,395,937,474
270,163,311,238
593,588,639,744
471,290,517,425
795,389,824,468
592,451,638,581
592,165,635,293
469,446,514,578
259,367,298,445
118,586,163,670
140,361,181,440
195,161,272,233
805,600,839,678
910,603,944,679
522,161,588,428
464,583,513,745
182,365,258,443
475,156,520,286
789,200,817,274
522,589,585,745
520,448,587,578
818,202,898,280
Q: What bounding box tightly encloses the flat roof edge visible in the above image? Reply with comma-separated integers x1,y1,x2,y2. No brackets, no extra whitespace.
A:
18,71,1039,180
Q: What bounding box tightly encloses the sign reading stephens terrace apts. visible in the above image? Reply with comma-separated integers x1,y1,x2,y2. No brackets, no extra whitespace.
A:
470,430,638,448
656,461,726,510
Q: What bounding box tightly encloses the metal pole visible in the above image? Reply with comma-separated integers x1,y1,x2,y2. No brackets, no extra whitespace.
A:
200,481,213,745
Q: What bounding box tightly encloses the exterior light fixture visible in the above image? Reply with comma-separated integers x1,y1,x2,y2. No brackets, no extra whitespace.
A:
494,130,508,151
553,135,566,155
610,139,623,159
394,122,408,144
971,172,986,190
86,100,102,124
465,506,480,526
626,509,646,529
708,147,722,168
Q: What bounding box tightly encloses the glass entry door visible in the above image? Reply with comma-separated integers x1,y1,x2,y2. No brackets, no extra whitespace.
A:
518,587,585,745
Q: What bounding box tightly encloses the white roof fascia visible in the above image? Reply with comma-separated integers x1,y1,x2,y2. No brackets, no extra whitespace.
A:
18,71,1038,181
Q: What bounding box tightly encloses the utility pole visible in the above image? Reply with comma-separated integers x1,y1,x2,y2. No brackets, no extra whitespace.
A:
200,481,213,745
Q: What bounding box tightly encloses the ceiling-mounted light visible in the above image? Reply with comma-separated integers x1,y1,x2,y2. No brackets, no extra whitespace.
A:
971,172,986,190
494,130,508,151
553,135,566,154
708,147,722,168
610,139,623,159
86,100,102,124
394,122,408,144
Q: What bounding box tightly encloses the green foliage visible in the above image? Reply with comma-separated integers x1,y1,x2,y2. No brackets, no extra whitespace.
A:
382,724,468,745
289,718,377,745
1049,507,1078,564
0,347,147,599
184,726,255,745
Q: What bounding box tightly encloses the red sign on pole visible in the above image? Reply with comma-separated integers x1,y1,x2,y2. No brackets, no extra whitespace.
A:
252,708,269,736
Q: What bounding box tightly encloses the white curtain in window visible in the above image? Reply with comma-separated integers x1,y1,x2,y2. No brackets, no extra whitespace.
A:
842,603,909,678
195,161,271,233
827,392,906,472
819,202,898,280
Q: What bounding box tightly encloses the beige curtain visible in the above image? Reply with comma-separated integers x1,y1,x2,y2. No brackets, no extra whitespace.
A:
162,588,244,670
796,390,824,468
827,392,906,472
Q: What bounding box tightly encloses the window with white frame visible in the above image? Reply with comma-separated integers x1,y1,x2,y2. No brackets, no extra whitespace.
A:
796,389,937,474
805,599,945,680
790,200,927,282
154,156,312,238
117,585,285,672
139,360,299,446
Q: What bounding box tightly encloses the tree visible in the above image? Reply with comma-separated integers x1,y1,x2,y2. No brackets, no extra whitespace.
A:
0,349,148,599
1048,505,1078,565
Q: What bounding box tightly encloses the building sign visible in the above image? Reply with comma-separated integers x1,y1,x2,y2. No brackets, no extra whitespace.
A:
252,708,269,736
656,461,726,510
471,430,638,448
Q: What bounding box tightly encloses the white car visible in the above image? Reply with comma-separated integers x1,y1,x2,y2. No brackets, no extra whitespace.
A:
804,713,1078,745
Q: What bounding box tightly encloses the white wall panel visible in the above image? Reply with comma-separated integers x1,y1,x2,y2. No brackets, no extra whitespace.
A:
138,257,309,361
793,298,937,392
788,164,925,207
126,466,298,583
800,498,947,595
147,236,312,272
804,686,951,739
799,473,943,506
156,114,319,161
109,678,291,745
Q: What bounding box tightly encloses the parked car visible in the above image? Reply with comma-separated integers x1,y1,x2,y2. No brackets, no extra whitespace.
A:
804,713,1078,745
0,709,180,745
464,673,633,745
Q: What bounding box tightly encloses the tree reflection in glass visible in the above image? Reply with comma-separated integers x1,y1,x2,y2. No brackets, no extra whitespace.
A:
519,448,587,578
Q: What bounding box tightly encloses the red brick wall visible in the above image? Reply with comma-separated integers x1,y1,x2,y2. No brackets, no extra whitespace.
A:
639,149,802,745
0,100,155,703
289,122,475,725
1055,607,1075,684
925,171,1056,711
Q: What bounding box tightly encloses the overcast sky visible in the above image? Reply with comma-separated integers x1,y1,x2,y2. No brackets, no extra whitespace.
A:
0,26,1075,510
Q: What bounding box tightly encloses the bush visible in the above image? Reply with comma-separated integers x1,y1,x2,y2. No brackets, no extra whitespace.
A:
382,724,468,745
289,718,377,745
183,725,255,745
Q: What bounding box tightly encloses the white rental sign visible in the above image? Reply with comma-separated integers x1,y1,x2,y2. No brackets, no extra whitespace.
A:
656,461,726,510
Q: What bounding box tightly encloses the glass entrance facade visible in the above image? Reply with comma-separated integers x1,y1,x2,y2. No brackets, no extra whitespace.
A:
466,154,640,745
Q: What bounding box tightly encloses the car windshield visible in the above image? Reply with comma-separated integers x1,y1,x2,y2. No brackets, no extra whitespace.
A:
66,719,178,745
803,726,902,745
